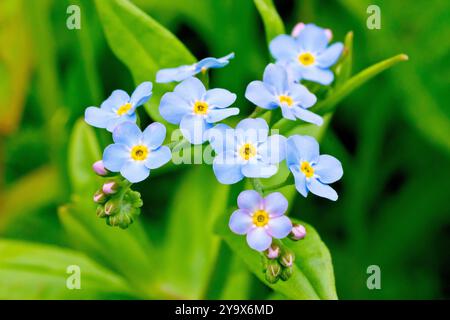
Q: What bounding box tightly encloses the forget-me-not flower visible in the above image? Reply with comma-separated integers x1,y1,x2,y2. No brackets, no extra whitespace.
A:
156,53,234,83
208,118,286,184
286,135,343,201
245,64,322,125
270,24,343,85
103,122,171,183
159,77,239,144
229,190,292,251
85,82,152,132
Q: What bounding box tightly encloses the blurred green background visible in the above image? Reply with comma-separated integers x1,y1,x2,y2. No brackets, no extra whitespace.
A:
0,0,449,299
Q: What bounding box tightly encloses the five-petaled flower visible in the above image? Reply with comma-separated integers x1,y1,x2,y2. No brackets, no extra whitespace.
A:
286,135,343,201
208,118,286,184
229,190,292,251
156,53,234,83
159,77,239,144
270,24,343,85
245,64,322,125
85,82,152,132
103,122,171,183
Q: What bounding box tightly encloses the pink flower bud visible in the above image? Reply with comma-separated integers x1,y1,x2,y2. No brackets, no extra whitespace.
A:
93,190,107,204
290,224,306,241
266,244,280,259
102,181,118,195
92,160,108,176
324,28,333,41
291,22,305,37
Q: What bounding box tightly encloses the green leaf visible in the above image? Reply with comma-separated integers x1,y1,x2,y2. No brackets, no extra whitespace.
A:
0,239,136,299
253,0,285,45
311,53,409,115
95,0,195,125
334,31,353,88
68,119,102,195
162,165,229,299
216,215,337,299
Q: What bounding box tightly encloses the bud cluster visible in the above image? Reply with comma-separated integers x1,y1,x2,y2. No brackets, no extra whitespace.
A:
92,160,143,229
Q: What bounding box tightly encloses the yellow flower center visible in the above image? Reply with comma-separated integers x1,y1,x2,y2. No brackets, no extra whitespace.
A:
253,210,269,227
300,161,314,178
239,143,257,160
279,95,293,107
298,52,315,66
193,101,209,115
131,145,149,161
117,102,132,116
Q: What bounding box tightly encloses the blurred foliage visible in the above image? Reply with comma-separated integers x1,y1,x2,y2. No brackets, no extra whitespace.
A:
0,0,449,299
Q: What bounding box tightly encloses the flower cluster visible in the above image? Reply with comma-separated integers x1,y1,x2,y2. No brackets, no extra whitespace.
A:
83,22,344,282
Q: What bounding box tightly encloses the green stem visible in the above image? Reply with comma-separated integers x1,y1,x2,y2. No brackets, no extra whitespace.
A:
250,178,264,195
263,176,294,193
203,241,233,299
249,107,268,118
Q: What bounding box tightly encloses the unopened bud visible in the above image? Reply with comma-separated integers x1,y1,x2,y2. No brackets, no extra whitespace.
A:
280,249,295,268
291,22,305,37
290,224,306,241
96,205,106,218
104,199,120,216
102,181,119,194
92,160,108,176
265,244,280,259
93,190,107,204
280,266,293,281
265,260,281,284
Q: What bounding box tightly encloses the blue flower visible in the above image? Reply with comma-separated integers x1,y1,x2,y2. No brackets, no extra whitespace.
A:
286,135,343,201
103,122,171,183
208,118,286,184
159,77,239,144
269,24,343,85
245,64,322,125
85,82,152,132
229,190,292,251
156,53,234,83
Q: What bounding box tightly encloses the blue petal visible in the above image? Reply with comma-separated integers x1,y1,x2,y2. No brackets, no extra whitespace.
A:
267,216,292,238
174,77,206,103
206,107,239,123
101,90,130,111
213,152,244,184
156,65,196,83
145,146,171,169
105,113,137,132
159,92,192,124
313,154,343,184
142,122,166,149
237,190,262,212
85,107,113,128
286,135,320,163
206,124,234,154
241,162,277,178
196,52,234,70
307,177,338,201
269,34,298,61
235,118,269,143
112,122,142,146
229,209,253,235
263,63,288,94
296,24,329,52
292,107,323,126
300,66,334,85
204,88,237,108
120,160,150,183
258,134,287,164
290,83,317,108
316,42,343,68
180,114,212,144
264,192,288,217
276,60,299,83
290,165,308,197
245,81,277,110
130,82,153,107
280,105,297,120
246,227,272,251
103,144,129,172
